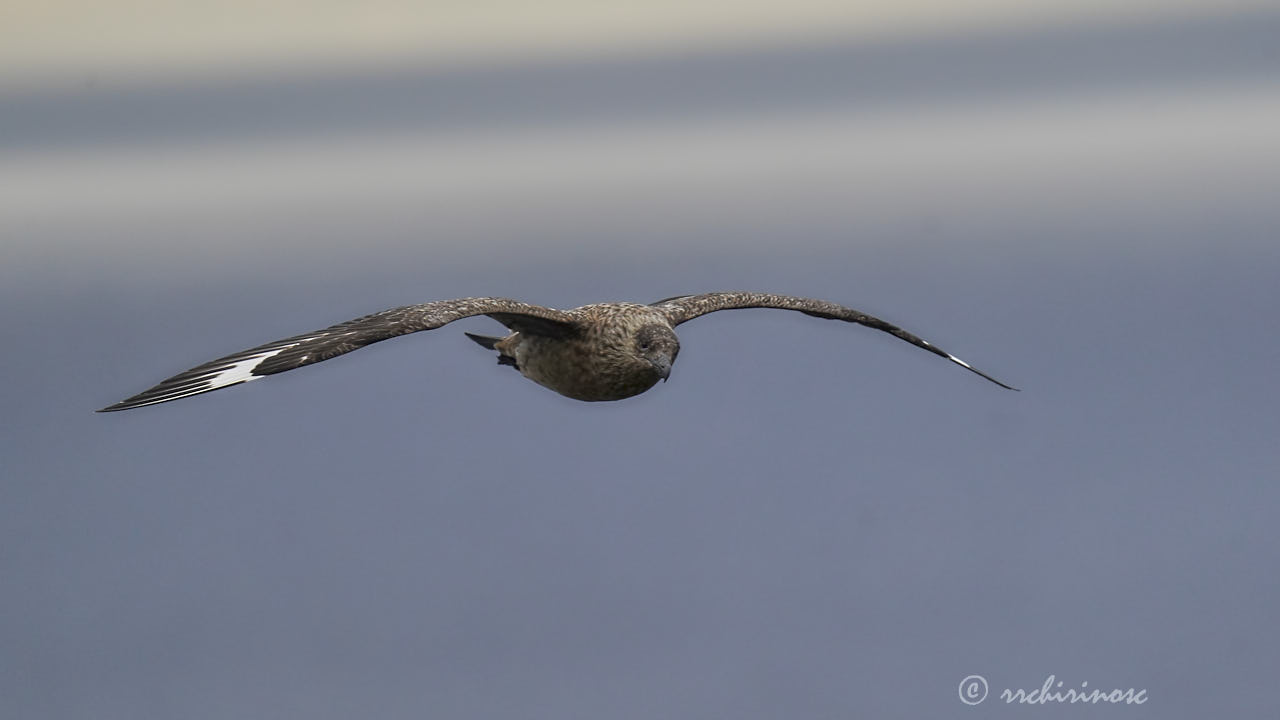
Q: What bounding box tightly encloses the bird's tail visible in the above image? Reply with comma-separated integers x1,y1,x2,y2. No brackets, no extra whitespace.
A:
464,332,502,350
465,332,519,368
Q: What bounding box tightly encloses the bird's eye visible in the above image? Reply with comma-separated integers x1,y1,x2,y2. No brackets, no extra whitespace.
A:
639,341,651,351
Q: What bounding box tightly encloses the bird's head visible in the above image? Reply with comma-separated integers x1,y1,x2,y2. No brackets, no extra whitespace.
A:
633,323,680,382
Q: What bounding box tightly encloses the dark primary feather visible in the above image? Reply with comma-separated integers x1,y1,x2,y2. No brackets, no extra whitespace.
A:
651,291,1017,390
98,298,578,411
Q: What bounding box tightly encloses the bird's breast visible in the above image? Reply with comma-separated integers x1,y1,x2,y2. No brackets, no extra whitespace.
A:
515,335,659,402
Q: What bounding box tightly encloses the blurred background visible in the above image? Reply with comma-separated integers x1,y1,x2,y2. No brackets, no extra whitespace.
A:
3,1,1278,717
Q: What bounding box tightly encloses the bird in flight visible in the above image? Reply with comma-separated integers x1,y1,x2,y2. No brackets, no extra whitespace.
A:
99,291,1015,411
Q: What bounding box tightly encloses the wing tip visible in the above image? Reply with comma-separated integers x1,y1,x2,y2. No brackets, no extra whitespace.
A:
96,396,165,413
965,362,1019,391
97,396,149,412
96,379,254,413
942,351,1018,391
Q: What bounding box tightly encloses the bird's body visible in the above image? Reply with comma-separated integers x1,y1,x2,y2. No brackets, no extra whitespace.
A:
99,292,1014,412
484,302,679,401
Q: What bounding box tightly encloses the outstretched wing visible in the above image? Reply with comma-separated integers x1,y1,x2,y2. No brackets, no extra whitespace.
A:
99,297,580,411
651,291,1016,390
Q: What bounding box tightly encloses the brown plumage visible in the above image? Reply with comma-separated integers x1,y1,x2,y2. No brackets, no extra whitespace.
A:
98,292,1015,411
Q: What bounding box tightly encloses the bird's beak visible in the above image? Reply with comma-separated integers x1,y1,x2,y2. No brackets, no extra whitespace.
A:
651,356,672,382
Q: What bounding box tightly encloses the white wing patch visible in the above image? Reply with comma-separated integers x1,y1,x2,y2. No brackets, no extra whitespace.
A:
923,339,976,371
200,346,296,391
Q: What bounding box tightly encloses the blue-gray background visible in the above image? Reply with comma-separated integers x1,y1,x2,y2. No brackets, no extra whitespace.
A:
3,8,1278,719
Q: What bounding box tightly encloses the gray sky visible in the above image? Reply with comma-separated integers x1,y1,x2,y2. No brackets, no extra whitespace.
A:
2,6,1279,719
